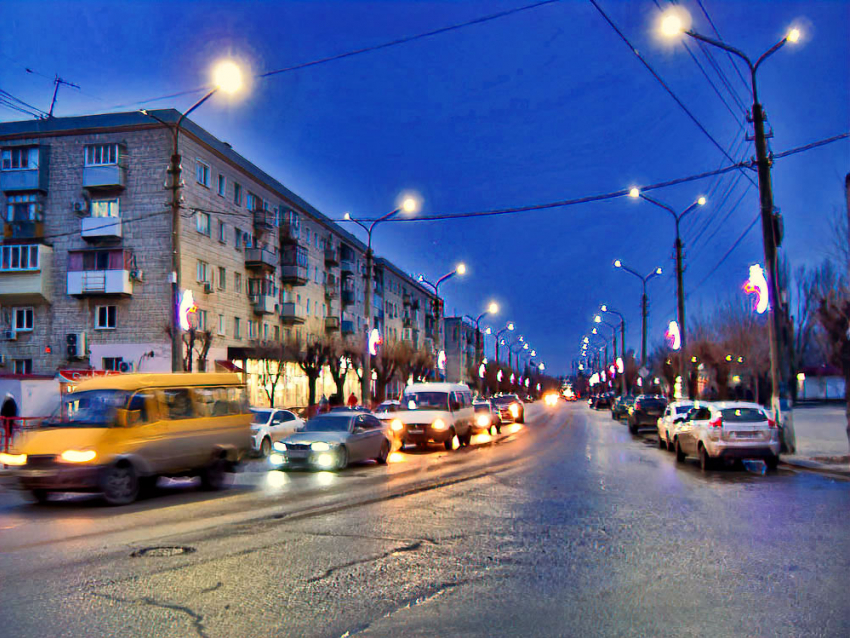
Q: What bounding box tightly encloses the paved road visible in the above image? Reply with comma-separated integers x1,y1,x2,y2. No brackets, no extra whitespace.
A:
2,403,848,637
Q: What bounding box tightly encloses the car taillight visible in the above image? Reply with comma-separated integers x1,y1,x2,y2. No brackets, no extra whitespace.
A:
767,418,777,429
709,416,722,428
635,401,641,411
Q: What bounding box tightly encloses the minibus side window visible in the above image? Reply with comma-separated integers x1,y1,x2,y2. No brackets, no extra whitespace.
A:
126,392,152,426
210,388,231,416
226,386,249,414
160,388,195,420
193,387,216,417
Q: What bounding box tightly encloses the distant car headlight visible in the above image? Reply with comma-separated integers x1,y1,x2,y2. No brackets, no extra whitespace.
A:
391,419,404,432
311,442,331,452
272,441,287,452
476,414,490,427
59,450,96,463
431,419,447,431
0,453,26,466
509,404,519,418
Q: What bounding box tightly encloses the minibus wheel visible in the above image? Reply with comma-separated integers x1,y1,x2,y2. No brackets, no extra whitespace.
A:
100,462,139,506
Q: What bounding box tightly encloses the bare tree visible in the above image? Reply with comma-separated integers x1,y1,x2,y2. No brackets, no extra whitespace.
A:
372,339,402,403
817,290,850,451
251,340,296,408
293,337,331,411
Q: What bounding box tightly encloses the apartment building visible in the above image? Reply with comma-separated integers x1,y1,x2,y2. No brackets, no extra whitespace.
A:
0,110,441,409
444,316,477,384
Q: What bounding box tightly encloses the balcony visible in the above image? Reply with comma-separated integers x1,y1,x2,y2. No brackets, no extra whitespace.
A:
403,293,411,306
251,294,277,315
83,164,125,190
253,209,275,234
244,247,276,271
81,216,122,241
324,282,338,299
341,289,355,306
0,148,48,193
280,222,301,244
280,302,305,325
324,247,339,266
340,257,355,274
0,244,52,303
3,220,44,240
341,320,355,335
325,316,340,332
281,265,309,285
68,269,133,297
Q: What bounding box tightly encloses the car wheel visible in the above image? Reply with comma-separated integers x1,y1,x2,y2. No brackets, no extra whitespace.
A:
674,439,686,463
698,444,712,471
666,431,674,452
444,431,456,451
29,489,50,504
259,437,272,458
766,455,779,470
658,432,667,449
495,423,502,434
200,457,228,491
517,413,524,424
336,446,349,470
376,440,390,465
100,462,139,506
628,419,638,435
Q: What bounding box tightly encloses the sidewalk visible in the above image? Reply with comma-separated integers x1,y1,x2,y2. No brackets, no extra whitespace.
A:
782,404,850,476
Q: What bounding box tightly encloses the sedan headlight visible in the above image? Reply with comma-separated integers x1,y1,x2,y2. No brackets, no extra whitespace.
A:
272,441,287,452
0,452,27,466
431,418,447,431
59,450,97,463
391,419,404,432
311,442,331,452
509,404,519,418
476,414,490,427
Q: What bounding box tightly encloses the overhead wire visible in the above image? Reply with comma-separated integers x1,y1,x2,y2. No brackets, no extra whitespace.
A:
0,89,48,117
694,0,752,94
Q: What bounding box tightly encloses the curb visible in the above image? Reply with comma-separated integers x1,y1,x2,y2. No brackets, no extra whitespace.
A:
780,458,850,479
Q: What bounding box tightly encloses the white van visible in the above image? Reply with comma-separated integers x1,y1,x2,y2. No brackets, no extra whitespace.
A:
395,383,475,450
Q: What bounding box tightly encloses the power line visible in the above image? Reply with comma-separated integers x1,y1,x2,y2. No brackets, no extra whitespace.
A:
689,211,761,292
694,0,751,95
0,88,48,117
773,132,849,159
103,0,561,110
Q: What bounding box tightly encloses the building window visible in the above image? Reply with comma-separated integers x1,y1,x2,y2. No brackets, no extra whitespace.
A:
217,174,226,197
263,322,269,340
235,228,242,250
1,147,38,170
196,212,211,236
197,309,208,331
5,193,39,222
248,320,257,340
305,228,311,245
13,307,33,332
218,221,226,243
274,207,281,227
234,272,242,294
85,144,118,166
274,325,280,341
246,192,257,211
1,245,39,271
218,314,226,336
13,359,32,374
234,317,241,339
306,299,311,316
103,357,124,371
218,266,226,290
195,160,210,187
233,182,242,206
91,198,119,218
197,260,208,283
95,305,117,329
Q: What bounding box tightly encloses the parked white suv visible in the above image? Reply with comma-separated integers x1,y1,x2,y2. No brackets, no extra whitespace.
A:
250,408,305,457
656,401,694,451
673,401,780,470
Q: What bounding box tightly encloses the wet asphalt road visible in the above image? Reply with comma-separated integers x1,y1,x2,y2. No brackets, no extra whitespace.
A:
1,403,849,637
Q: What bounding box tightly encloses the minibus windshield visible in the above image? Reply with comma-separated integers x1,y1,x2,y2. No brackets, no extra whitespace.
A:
44,390,131,427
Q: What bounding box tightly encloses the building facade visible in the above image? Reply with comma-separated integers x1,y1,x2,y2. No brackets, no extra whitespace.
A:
0,110,441,409
444,316,476,385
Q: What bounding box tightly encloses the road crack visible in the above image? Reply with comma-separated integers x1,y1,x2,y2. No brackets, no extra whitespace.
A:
90,591,209,638
306,540,425,584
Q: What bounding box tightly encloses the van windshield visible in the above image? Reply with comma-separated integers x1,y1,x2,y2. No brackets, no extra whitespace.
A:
403,392,449,411
44,390,131,428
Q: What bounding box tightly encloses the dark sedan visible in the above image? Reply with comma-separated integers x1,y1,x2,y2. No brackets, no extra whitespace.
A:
627,395,668,434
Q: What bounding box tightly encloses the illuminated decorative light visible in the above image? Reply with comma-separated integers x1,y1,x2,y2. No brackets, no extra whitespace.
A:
479,363,486,379
637,377,643,387
178,289,197,331
609,365,615,376
525,378,530,387
796,372,805,382
743,264,769,314
368,328,382,356
601,371,607,382
665,320,681,351
616,357,624,374
437,350,446,370
497,370,503,382
510,373,516,384
482,358,488,365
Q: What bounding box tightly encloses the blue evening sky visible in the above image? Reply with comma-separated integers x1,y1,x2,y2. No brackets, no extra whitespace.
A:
2,0,848,374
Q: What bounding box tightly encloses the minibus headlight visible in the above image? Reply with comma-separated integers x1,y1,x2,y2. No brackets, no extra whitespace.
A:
59,450,97,463
0,453,27,466
431,419,447,431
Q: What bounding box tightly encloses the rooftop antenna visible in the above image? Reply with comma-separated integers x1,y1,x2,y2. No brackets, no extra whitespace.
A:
48,75,80,117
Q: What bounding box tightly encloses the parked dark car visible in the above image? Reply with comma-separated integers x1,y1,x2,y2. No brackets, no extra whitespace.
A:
593,394,612,410
627,395,668,434
611,395,635,420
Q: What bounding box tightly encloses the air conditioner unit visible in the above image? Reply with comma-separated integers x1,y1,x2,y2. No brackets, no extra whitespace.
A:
203,281,214,294
130,269,144,282
3,329,16,341
66,332,87,359
73,200,89,215
118,361,133,373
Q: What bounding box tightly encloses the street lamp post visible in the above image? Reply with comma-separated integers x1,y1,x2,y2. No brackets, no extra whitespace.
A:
614,260,663,368
659,10,800,450
418,263,466,381
141,61,243,372
600,304,627,395
344,197,418,407
630,190,706,398
494,322,515,365
464,302,499,368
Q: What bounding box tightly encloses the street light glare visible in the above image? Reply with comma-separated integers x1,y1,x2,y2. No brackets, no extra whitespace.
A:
655,267,663,275
698,196,707,206
614,260,622,268
594,315,602,323
213,60,243,94
600,304,608,311
488,302,499,314
660,14,683,37
629,187,640,198
456,263,467,275
787,28,801,43
507,323,515,331
401,197,418,213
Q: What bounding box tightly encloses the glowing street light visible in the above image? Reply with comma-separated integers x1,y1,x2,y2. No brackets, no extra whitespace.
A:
212,60,244,94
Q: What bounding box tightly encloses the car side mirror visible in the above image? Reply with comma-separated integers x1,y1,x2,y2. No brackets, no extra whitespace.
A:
353,426,365,434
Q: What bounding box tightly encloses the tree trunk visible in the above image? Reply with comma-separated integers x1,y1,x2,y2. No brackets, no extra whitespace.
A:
307,370,319,409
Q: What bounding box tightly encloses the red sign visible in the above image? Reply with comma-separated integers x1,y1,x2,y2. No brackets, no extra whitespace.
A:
57,369,121,384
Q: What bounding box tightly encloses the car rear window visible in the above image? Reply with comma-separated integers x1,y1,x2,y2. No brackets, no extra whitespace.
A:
638,399,666,409
675,405,693,414
720,408,766,422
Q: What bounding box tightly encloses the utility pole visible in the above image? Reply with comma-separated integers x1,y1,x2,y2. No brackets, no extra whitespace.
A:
169,146,183,372
640,289,648,367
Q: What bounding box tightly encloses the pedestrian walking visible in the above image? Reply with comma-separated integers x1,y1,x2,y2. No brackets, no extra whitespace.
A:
347,392,358,408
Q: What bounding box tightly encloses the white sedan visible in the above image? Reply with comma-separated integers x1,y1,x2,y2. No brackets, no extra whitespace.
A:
656,401,694,451
250,408,305,457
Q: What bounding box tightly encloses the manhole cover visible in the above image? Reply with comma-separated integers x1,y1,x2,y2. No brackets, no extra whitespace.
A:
131,546,196,558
